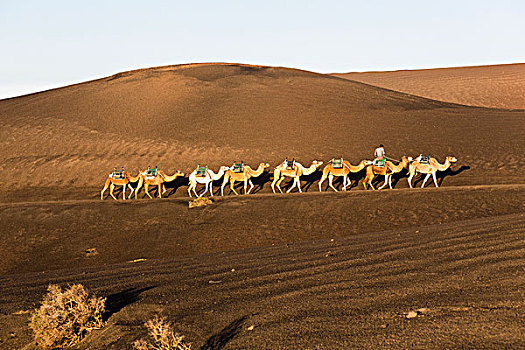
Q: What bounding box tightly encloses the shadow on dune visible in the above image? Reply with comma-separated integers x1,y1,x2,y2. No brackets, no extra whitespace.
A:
438,165,470,186
103,286,156,321
200,314,255,350
412,165,471,188
164,175,190,197
249,170,272,194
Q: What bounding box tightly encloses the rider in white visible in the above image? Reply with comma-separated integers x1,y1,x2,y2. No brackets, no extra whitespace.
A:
374,144,386,165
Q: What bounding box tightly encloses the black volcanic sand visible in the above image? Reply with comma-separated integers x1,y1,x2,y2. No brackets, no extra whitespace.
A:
0,64,524,349
0,185,524,349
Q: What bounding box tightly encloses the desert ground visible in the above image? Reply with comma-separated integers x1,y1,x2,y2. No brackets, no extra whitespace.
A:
0,63,524,349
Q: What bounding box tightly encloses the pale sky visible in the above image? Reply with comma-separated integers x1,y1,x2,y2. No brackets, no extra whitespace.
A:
1,0,524,99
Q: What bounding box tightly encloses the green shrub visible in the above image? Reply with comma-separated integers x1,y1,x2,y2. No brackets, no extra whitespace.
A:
133,316,192,350
29,284,105,349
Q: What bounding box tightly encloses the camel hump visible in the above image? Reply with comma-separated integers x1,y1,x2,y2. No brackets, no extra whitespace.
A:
112,168,125,179
146,166,158,177
418,155,430,164
196,166,208,177
332,158,344,169
232,162,244,173
285,159,295,170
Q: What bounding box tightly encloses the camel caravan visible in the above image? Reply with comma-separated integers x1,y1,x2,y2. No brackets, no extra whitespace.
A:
101,147,458,200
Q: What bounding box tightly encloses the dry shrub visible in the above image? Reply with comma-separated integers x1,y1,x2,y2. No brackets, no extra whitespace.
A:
133,316,192,350
29,284,105,349
188,197,213,208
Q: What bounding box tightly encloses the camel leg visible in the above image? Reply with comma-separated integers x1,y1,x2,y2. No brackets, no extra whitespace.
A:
407,172,414,188
187,183,193,197
221,178,227,196
193,185,199,197
388,175,393,189
365,175,375,190
328,175,338,192
244,179,248,195
145,184,153,199
286,177,297,193
276,177,285,193
158,184,162,198
378,175,388,190
197,183,205,197
421,174,432,188
247,180,254,194
297,178,303,193
342,176,348,191
363,174,375,190
318,174,326,192
162,184,167,195
432,172,439,187
101,179,110,200
271,178,277,193
127,184,135,199
230,179,239,196
108,183,116,200
209,182,214,197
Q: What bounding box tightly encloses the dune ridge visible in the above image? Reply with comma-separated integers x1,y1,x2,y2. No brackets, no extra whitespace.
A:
333,63,525,109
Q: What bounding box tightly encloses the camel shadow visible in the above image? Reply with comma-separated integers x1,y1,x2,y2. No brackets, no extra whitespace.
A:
164,175,190,197
346,169,368,190
200,314,254,350
413,165,470,187
389,168,410,189
250,170,272,194
438,165,470,186
103,286,155,321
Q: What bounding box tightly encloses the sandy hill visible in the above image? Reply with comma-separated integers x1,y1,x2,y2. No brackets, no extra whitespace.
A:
1,63,524,349
333,63,525,109
1,63,523,196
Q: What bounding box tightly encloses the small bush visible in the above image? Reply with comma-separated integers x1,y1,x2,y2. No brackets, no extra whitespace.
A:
133,316,192,350
188,197,213,208
29,284,105,349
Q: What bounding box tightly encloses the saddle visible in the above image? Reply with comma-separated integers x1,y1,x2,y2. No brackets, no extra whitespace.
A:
373,159,386,168
232,162,244,173
332,158,344,169
196,166,208,177
112,168,125,179
145,167,158,177
285,159,295,170
419,156,430,164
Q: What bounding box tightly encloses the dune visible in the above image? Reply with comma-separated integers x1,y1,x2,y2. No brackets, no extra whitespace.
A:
0,63,524,349
333,63,525,109
0,63,523,198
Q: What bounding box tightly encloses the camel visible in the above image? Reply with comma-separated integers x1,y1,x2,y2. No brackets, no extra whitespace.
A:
408,156,458,188
134,168,185,199
318,159,372,192
271,160,323,193
221,162,270,196
100,169,141,200
188,165,230,197
363,156,413,190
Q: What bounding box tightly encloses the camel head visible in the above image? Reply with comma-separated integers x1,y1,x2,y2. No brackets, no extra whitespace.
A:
312,160,323,168
401,156,413,167
263,162,270,169
446,156,458,163
362,160,373,166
